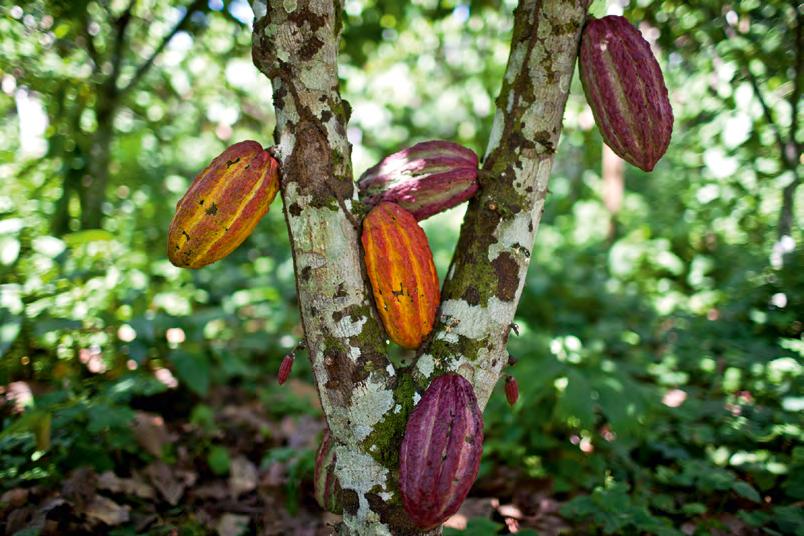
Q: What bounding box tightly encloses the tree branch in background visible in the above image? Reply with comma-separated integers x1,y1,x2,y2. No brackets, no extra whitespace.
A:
777,6,802,239
722,9,801,239
118,0,206,97
107,0,137,95
603,144,624,241
80,17,101,71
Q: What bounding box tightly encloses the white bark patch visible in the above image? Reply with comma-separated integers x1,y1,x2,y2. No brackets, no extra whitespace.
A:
333,315,368,339
297,251,327,269
412,392,421,405
299,61,333,92
386,364,395,377
337,448,393,536
484,109,505,160
437,330,460,344
438,298,506,340
505,45,526,84
488,209,533,263
416,354,435,378
350,378,395,441
348,345,362,362
308,0,331,16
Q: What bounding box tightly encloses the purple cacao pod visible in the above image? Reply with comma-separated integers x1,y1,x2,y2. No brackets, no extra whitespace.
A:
505,376,519,406
314,429,342,513
277,353,294,385
399,374,483,529
357,140,479,221
579,16,673,172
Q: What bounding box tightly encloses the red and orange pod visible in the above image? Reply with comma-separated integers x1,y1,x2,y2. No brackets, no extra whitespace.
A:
361,202,440,349
167,140,280,268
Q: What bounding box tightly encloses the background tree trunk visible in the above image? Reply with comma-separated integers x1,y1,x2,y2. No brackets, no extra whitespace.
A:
252,0,590,533
602,143,624,241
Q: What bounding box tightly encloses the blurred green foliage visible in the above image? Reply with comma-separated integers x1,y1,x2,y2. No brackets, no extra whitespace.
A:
0,0,801,534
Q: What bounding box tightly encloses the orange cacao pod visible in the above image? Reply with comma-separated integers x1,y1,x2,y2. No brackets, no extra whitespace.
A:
167,141,280,268
361,202,440,349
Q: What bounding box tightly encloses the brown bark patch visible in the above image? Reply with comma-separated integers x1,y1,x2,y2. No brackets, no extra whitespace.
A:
492,252,519,302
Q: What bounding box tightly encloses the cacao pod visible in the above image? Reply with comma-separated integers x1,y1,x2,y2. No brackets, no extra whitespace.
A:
579,16,673,172
399,374,483,529
314,429,342,514
358,140,479,221
505,375,519,406
167,140,280,268
277,353,294,385
361,202,440,349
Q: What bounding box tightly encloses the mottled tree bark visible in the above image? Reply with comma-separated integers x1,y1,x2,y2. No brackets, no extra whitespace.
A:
251,0,589,533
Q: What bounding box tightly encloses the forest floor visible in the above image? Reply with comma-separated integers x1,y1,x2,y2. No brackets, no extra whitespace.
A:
0,382,585,536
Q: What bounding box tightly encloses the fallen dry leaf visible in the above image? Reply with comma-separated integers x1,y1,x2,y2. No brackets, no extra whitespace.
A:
132,411,173,458
1,488,30,509
144,461,185,505
62,467,97,511
217,513,250,536
83,495,130,526
229,456,259,497
97,471,156,500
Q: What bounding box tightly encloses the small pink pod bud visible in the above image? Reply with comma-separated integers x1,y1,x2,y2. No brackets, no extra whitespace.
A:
277,353,294,385
505,376,519,406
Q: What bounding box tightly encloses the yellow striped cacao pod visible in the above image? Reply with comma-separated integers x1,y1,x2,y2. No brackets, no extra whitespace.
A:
361,202,440,349
167,140,280,268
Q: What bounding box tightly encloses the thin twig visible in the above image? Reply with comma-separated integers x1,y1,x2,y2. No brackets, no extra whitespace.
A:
118,0,206,97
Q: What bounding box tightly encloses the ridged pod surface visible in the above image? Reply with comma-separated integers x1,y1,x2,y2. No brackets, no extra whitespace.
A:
361,202,440,349
357,140,479,221
399,374,484,529
314,429,342,514
579,16,673,172
167,140,280,268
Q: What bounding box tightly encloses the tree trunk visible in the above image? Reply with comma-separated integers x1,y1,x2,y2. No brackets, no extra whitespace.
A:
602,143,624,241
252,0,589,533
80,96,116,229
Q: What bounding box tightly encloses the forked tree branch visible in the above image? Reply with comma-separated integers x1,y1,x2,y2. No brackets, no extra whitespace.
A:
252,0,589,533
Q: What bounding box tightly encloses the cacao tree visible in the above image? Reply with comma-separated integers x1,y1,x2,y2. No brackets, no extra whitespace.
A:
247,0,593,532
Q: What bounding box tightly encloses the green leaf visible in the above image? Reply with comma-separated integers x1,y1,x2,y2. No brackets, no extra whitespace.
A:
207,445,230,476
171,350,210,396
62,229,115,247
732,481,761,503
555,369,596,430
